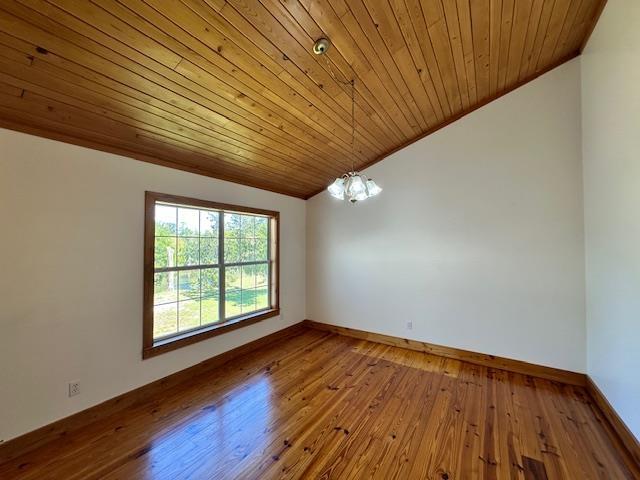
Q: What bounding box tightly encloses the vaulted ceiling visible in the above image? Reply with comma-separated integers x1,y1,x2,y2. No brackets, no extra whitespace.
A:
0,0,605,198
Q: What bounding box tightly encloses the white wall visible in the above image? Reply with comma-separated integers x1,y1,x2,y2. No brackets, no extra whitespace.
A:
0,129,306,442
581,0,640,440
307,60,586,372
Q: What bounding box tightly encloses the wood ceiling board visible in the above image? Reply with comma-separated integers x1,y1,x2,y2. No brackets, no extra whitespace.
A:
0,0,607,199
0,34,332,182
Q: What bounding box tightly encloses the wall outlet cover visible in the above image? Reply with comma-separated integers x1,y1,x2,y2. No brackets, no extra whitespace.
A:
68,381,80,397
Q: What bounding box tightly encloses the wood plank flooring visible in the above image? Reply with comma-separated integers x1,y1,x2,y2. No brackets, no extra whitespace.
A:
0,328,637,479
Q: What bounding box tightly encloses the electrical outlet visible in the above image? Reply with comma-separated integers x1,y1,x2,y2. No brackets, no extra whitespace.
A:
68,381,80,397
406,321,413,330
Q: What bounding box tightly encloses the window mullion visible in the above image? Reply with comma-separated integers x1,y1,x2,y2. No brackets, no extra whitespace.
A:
198,212,202,329
219,210,225,322
176,207,180,334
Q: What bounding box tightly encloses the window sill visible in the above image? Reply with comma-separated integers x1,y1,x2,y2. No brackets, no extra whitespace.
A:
142,308,280,359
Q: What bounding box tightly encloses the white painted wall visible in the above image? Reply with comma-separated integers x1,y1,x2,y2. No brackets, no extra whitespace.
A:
0,129,306,442
581,0,640,441
307,60,586,372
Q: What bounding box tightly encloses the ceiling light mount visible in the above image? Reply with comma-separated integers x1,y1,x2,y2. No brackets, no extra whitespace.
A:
313,38,330,55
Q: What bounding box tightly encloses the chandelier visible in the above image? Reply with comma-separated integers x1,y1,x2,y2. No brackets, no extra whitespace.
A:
315,39,382,204
327,172,382,203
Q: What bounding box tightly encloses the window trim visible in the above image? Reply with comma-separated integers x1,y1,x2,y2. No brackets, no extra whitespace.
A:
143,191,280,359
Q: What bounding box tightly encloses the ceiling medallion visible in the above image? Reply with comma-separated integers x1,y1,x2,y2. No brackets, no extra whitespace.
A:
313,38,382,204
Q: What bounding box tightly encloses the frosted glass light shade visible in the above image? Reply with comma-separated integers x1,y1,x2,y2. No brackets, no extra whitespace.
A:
347,175,365,195
328,178,345,199
366,179,382,196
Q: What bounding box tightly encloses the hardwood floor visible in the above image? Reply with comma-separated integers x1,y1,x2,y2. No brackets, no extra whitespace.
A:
1,328,637,479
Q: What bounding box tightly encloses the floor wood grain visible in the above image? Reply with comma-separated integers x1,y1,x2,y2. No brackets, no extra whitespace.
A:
0,328,637,479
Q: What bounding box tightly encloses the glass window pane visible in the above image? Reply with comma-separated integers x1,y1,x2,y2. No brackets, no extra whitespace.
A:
241,288,257,314
154,302,177,338
155,237,176,269
152,200,276,339
178,300,200,332
242,265,256,289
178,208,199,236
255,239,268,261
240,238,255,262
224,213,241,238
202,268,219,298
177,237,199,266
225,266,241,318
241,215,255,238
178,270,200,301
154,272,177,305
201,296,219,325
225,290,242,318
255,217,268,239
200,210,218,237
225,266,241,291
224,238,240,264
256,286,269,310
200,237,218,265
155,205,176,236
255,264,268,287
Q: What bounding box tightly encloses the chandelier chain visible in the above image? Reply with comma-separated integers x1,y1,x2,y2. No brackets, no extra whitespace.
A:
351,78,355,173
321,53,356,172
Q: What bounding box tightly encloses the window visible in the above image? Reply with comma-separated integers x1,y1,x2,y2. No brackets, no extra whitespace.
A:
143,192,279,358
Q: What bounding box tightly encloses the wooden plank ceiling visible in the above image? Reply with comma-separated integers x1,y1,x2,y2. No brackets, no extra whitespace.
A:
0,0,605,198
